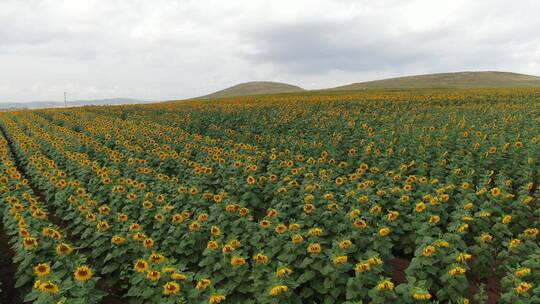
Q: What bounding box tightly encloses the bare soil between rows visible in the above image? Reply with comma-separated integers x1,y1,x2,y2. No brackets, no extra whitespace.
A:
0,223,23,304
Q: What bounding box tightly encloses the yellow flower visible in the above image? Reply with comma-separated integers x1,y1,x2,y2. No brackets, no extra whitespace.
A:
210,226,221,236
379,227,391,237
260,220,272,229
291,234,304,244
333,255,348,265
456,252,472,263
163,281,181,295
146,270,161,281
23,237,38,250
253,253,269,264
230,256,246,266
415,202,426,212
196,278,211,290
134,259,149,273
276,267,293,277
275,224,288,234
502,215,512,224
509,238,522,249
480,233,493,243
368,256,383,265
339,239,352,249
171,272,187,281
353,219,367,229
111,235,126,245
355,262,370,273
208,294,226,304
207,241,219,250
74,265,93,281
246,175,256,185
143,238,155,248
491,187,501,197
39,281,59,294
457,223,469,233
515,282,533,294
515,267,531,277
412,290,432,300
308,227,323,236
449,266,466,276
387,211,399,221
524,228,539,238
34,263,51,277
269,285,289,296
55,243,73,255
96,220,110,232
377,280,394,291
150,253,165,264
307,243,321,254
423,245,436,257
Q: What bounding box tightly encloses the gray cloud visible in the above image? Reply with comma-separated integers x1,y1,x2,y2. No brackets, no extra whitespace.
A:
1,0,540,102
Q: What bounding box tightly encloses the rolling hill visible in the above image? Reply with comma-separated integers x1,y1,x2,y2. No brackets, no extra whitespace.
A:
201,81,305,98
327,71,540,91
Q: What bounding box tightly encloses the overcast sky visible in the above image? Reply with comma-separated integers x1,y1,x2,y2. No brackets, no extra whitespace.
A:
1,0,540,102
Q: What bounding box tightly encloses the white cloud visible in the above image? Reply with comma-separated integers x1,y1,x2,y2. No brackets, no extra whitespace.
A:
1,0,540,102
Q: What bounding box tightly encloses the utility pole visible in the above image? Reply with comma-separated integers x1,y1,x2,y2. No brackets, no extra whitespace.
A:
64,92,67,107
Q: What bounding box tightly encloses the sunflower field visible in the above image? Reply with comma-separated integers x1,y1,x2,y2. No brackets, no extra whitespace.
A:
0,88,538,304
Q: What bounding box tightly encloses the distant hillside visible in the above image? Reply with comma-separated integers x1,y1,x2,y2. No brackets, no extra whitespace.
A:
201,81,305,98
0,98,149,109
327,71,540,91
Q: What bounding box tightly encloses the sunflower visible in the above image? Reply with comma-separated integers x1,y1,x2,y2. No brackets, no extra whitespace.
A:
207,241,219,251
134,259,149,273
208,294,226,304
34,263,51,277
171,272,187,281
333,255,348,265
449,266,466,276
246,176,256,185
210,226,221,236
509,238,522,249
515,268,531,277
307,243,321,254
260,220,272,229
308,227,322,236
56,243,73,255
163,281,181,295
230,256,246,266
376,280,394,291
515,282,532,294
111,235,126,245
412,290,432,300
146,270,161,281
429,215,441,224
269,285,288,296
423,245,436,257
143,238,155,248
253,253,269,264
355,262,370,272
39,281,59,294
96,220,110,232
150,253,165,264
379,227,390,237
23,237,38,250
73,265,93,281
291,234,304,244
276,266,293,277
353,219,367,229
196,278,211,290
490,187,501,197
